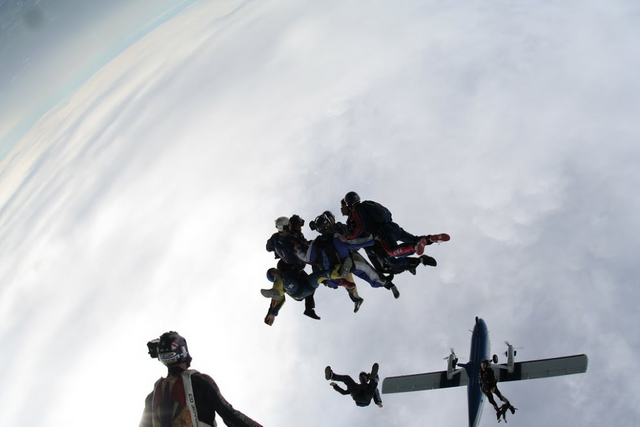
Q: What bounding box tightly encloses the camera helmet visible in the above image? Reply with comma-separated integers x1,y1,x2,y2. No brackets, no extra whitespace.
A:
312,213,332,233
157,331,192,367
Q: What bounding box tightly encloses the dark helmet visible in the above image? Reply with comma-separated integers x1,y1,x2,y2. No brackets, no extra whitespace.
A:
359,371,369,382
266,268,279,282
322,211,336,224
343,191,361,207
312,213,332,233
289,214,305,229
157,331,192,367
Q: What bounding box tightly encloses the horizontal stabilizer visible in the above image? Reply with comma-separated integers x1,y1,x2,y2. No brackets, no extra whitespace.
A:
494,354,588,382
382,369,468,394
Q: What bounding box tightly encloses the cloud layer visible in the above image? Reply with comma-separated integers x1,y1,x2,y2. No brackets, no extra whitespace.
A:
1,0,638,426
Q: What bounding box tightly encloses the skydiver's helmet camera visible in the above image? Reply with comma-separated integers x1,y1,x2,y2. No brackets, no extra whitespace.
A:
289,214,304,230
151,331,192,367
266,268,279,283
343,191,361,207
275,216,290,232
147,339,160,359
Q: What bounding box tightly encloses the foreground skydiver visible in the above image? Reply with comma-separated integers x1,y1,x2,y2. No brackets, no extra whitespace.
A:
341,191,450,258
139,331,262,427
324,363,383,408
479,360,517,422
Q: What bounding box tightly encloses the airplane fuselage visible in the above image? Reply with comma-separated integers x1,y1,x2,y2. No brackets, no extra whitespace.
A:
461,317,490,427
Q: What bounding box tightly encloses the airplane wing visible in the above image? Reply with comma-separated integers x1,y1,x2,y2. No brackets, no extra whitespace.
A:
382,369,469,394
494,354,588,383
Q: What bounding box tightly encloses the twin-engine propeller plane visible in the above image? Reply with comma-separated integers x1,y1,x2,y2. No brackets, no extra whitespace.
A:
382,317,588,426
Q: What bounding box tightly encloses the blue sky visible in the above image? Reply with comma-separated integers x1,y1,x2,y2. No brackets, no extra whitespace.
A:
0,0,639,426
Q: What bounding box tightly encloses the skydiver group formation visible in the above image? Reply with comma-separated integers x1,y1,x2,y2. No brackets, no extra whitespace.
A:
261,191,450,325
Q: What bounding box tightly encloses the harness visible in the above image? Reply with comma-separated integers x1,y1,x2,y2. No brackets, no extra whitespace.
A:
151,370,213,427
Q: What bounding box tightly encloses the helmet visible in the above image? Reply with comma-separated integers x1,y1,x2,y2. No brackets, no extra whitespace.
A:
312,213,331,233
322,211,336,224
289,214,304,229
157,331,192,367
266,268,279,282
275,216,290,231
343,191,361,207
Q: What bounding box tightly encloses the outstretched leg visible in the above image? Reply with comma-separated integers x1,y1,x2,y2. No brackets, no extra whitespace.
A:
343,277,364,313
303,294,320,320
325,367,358,390
494,387,509,404
483,391,500,412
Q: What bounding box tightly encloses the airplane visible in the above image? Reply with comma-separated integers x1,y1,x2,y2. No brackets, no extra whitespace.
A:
382,317,588,426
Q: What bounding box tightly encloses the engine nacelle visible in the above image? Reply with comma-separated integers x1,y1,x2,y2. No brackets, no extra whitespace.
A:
446,351,459,379
505,342,516,373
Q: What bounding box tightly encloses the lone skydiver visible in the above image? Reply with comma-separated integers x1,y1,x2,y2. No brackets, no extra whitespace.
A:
324,363,383,408
479,360,517,422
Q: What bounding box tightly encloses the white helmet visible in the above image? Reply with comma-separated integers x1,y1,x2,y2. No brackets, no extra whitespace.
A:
275,216,290,231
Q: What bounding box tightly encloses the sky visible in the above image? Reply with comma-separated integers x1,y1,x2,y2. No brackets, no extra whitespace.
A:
0,0,639,426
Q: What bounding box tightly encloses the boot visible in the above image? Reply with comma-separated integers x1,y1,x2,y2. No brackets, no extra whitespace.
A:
324,366,333,380
428,233,450,244
304,309,321,320
420,255,437,267
354,297,364,313
370,363,379,378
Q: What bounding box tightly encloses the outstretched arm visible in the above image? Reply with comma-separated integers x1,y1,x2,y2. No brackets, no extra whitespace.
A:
330,382,350,395
194,374,263,427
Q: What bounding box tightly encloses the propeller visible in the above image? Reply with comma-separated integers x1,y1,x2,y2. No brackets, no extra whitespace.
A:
504,341,522,357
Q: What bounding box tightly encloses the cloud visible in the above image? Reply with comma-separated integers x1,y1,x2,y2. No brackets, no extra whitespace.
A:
1,0,639,426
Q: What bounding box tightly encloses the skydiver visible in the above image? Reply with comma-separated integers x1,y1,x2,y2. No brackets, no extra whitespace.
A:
265,216,320,320
139,331,262,427
341,191,450,259
479,360,516,421
261,266,328,325
303,211,401,299
324,364,383,408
